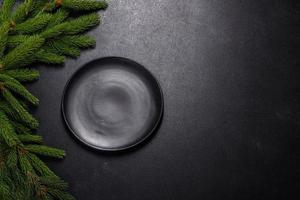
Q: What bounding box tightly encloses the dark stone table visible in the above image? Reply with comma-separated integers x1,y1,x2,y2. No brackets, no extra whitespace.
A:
29,0,300,199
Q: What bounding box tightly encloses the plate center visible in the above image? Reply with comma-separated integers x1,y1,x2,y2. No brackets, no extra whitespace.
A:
91,84,132,124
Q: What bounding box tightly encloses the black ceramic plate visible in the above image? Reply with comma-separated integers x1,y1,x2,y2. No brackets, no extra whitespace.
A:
62,57,163,151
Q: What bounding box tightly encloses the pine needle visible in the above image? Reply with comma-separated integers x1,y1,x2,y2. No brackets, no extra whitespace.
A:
3,69,40,82
2,88,39,129
18,153,33,174
0,0,16,22
0,110,18,147
6,149,17,168
18,134,42,143
0,22,10,58
2,35,45,69
41,12,100,38
35,49,65,64
0,74,39,105
25,145,65,159
12,0,34,24
58,35,96,48
15,13,52,34
60,0,108,11
27,153,56,177
11,121,32,135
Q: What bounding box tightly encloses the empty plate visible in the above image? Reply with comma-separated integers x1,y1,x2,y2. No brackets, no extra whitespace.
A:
62,57,164,151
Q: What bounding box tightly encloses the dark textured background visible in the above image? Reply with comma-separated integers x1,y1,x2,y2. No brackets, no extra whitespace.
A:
28,0,300,199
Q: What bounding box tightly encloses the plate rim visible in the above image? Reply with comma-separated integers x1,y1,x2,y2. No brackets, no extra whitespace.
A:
61,56,164,151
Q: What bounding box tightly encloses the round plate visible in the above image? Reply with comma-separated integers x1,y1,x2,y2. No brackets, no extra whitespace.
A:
62,57,164,151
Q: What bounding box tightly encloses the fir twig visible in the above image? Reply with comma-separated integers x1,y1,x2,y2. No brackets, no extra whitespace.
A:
14,13,52,34
25,145,66,158
0,22,10,58
59,0,108,11
0,74,39,105
35,49,65,64
1,88,39,129
18,134,43,143
0,110,18,147
41,12,100,38
11,0,34,24
0,0,16,22
27,153,56,177
2,69,40,82
2,35,45,69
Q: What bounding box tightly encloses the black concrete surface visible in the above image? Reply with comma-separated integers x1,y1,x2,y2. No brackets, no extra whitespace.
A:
28,0,300,199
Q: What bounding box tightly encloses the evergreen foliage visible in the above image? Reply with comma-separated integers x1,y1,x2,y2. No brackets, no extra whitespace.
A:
0,0,107,199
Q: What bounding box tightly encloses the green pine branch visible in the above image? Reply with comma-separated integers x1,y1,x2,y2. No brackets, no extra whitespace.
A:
47,40,81,57
57,35,96,48
0,99,22,122
1,88,39,129
11,0,34,24
27,153,56,177
5,149,17,168
0,22,10,58
25,145,66,158
10,121,32,135
14,13,52,34
0,110,18,147
0,0,16,22
39,176,68,190
46,8,69,28
36,48,66,64
0,74,39,105
2,35,45,69
60,0,108,11
18,153,34,174
18,134,43,144
41,12,100,38
2,69,40,82
0,0,108,199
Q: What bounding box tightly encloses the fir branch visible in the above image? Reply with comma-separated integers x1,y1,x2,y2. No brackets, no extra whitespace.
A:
11,0,34,24
0,110,18,147
40,176,68,190
48,188,75,200
62,12,100,35
17,134,43,144
31,0,49,15
0,99,21,122
1,88,39,129
0,181,10,199
59,0,108,11
6,149,17,168
0,0,108,198
11,121,32,135
25,145,65,158
35,49,65,64
0,0,16,22
41,12,100,38
46,8,69,28
7,35,30,49
58,35,96,48
2,35,45,69
45,194,55,200
47,40,81,57
27,153,56,177
2,69,40,82
14,13,52,34
0,74,39,105
18,153,34,174
0,22,10,58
